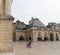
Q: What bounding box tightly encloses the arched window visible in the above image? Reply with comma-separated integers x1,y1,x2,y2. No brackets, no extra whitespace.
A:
38,32,41,37
56,33,59,41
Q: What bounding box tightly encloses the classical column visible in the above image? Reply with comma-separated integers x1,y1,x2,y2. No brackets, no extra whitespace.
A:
0,0,5,14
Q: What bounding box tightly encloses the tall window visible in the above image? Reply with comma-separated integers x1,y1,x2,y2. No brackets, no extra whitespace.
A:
56,33,59,41
45,33,47,37
38,32,41,37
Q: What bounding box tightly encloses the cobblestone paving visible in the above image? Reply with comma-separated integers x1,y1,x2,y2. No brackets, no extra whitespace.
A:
0,41,60,55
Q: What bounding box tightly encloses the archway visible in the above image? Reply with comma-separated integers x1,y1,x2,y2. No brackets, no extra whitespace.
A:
29,37,32,41
44,37,48,41
28,34,32,41
50,33,54,41
19,36,24,41
37,37,42,41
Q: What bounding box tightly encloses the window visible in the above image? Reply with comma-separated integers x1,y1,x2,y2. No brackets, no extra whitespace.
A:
56,33,59,41
45,33,47,37
38,32,41,37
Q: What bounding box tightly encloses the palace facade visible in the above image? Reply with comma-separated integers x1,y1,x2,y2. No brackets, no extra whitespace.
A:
13,17,60,42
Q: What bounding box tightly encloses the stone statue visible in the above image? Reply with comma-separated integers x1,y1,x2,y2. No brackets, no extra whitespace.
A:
0,0,13,15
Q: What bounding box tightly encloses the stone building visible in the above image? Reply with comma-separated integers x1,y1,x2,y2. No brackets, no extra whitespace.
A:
13,17,60,42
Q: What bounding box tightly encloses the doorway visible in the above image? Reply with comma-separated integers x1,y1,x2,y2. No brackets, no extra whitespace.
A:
29,37,32,41
50,33,54,41
37,37,42,41
19,36,24,41
44,37,48,41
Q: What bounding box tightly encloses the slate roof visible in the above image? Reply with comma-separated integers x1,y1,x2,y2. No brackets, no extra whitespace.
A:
29,18,46,28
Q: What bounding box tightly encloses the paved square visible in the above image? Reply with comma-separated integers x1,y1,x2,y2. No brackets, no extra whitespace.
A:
0,41,60,55
13,41,60,55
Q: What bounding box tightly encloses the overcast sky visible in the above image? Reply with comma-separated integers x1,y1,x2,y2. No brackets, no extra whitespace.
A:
11,0,60,25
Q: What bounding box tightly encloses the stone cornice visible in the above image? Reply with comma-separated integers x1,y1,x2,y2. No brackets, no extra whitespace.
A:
0,14,14,20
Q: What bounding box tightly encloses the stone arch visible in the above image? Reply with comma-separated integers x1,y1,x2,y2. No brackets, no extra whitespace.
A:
50,33,54,41
19,36,24,41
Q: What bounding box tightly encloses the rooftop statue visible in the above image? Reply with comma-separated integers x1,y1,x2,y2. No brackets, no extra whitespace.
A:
0,0,13,15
